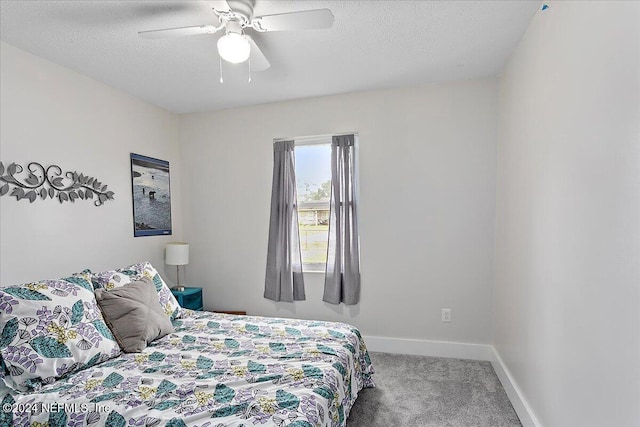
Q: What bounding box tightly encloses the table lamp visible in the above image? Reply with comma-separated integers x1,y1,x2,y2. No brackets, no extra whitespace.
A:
165,242,189,291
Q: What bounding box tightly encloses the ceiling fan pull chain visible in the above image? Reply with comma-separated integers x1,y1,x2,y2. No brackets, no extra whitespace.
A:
219,56,224,84
248,55,252,83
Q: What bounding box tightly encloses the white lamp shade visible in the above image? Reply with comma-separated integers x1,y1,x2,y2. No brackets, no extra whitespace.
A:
166,242,189,265
217,32,251,64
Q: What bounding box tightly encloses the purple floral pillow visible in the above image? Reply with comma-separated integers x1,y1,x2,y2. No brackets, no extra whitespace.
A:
0,273,121,392
90,262,182,320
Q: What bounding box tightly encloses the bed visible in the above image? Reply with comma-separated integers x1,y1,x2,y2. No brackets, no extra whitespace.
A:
0,263,374,427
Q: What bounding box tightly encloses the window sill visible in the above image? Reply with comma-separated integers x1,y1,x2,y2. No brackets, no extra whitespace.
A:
303,270,326,274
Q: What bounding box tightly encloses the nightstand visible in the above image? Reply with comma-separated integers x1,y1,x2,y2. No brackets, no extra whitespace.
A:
171,287,203,311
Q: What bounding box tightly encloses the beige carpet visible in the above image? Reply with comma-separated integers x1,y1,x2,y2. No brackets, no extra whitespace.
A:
347,352,521,427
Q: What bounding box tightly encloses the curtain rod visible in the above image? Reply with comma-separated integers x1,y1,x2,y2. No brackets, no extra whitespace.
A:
273,132,358,145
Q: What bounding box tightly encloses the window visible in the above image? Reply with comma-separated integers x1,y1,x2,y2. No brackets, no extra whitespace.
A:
293,137,332,272
265,133,360,304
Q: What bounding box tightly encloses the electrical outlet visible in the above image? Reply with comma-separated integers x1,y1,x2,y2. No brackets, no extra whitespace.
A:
442,309,452,322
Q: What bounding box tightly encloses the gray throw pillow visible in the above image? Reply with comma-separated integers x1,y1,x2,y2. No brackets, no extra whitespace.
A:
95,277,174,353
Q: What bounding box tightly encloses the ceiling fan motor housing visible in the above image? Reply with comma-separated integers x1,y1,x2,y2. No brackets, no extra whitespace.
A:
225,19,244,36
226,0,255,23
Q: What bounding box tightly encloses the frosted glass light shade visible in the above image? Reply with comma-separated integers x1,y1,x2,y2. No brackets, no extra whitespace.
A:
217,32,250,64
166,242,189,266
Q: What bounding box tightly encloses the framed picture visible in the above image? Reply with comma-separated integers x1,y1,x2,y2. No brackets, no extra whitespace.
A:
130,153,172,237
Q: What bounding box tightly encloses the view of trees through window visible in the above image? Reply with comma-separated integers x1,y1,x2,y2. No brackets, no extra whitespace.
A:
295,143,331,271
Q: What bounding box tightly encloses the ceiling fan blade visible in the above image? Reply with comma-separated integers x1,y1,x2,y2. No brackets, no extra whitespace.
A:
252,9,334,32
246,35,270,71
138,24,220,39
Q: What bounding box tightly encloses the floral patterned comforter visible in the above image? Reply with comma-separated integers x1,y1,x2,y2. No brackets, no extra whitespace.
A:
1,310,374,427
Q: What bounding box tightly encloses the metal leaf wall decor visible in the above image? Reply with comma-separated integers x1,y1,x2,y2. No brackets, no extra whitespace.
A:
0,161,115,206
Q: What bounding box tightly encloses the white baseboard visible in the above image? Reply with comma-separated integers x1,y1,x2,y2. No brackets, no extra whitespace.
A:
490,347,541,427
362,335,540,427
362,335,493,361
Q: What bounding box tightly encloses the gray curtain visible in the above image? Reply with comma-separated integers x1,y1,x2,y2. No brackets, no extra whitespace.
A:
324,134,361,305
264,140,305,302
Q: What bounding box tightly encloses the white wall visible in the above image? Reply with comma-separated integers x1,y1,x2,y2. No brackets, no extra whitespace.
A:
180,79,498,345
494,2,640,426
0,42,183,285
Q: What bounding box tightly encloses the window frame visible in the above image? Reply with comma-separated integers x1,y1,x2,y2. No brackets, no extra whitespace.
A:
274,132,359,274
288,135,332,273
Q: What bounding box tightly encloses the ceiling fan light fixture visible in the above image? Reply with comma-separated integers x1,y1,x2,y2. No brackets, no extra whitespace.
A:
217,32,251,64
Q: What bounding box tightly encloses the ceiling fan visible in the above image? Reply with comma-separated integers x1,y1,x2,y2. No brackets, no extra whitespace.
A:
139,0,334,73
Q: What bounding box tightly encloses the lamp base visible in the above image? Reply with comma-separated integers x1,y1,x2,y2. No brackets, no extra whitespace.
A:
173,265,185,292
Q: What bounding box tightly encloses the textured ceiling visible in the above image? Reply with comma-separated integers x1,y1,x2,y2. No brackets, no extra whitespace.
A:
0,1,540,113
